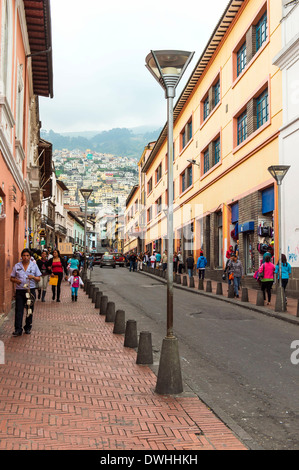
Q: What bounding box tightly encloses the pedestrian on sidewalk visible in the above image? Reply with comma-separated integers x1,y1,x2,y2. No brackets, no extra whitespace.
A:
227,255,244,298
36,250,51,302
67,253,80,276
150,252,156,269
186,253,194,278
162,250,168,271
178,251,184,274
48,249,68,302
137,253,143,271
68,269,84,302
196,251,207,280
259,255,275,305
129,252,137,272
10,248,41,336
155,251,162,269
173,251,178,273
274,254,291,304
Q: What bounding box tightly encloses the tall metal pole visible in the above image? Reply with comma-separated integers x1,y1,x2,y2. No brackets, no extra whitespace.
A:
166,94,174,338
277,182,285,311
84,197,87,273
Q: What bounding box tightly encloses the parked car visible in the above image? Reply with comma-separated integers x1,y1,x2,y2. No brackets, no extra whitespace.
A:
93,253,104,266
113,253,125,267
100,254,116,268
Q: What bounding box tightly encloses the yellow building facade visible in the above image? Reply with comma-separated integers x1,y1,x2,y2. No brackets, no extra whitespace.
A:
139,0,282,277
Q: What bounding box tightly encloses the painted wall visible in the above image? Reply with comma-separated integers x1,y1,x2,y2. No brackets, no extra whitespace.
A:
141,0,283,266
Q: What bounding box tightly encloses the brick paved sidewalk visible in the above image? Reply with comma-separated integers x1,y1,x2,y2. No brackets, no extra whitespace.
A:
0,281,247,451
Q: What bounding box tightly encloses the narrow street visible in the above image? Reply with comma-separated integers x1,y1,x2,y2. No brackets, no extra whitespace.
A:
91,266,299,450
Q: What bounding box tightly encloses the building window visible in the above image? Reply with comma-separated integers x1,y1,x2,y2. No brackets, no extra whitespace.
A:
256,12,267,52
257,89,269,128
233,9,268,81
147,206,152,222
203,149,209,174
203,97,210,120
147,177,152,194
237,42,246,77
237,111,247,145
180,118,192,151
214,138,221,165
156,196,162,215
181,165,192,193
155,163,162,184
214,80,220,106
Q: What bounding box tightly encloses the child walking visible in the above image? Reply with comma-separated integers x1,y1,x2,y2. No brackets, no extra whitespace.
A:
68,269,84,302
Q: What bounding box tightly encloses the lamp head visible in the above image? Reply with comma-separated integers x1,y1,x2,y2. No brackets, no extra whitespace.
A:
145,50,194,98
268,165,290,185
80,188,93,200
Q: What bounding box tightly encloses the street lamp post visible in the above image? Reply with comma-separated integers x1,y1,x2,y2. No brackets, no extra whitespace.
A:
146,50,194,394
80,188,93,274
268,165,290,312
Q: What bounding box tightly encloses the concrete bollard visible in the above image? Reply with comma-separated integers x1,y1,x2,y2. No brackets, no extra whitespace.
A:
105,301,116,322
92,287,99,304
241,287,249,302
182,275,188,286
124,320,138,348
89,284,95,299
95,291,103,309
99,295,108,315
198,279,204,290
206,280,212,292
216,282,223,295
113,310,126,334
228,284,234,298
256,290,264,306
84,279,90,293
189,276,194,288
136,331,153,364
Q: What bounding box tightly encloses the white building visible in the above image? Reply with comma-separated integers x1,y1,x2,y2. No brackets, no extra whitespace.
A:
273,0,299,275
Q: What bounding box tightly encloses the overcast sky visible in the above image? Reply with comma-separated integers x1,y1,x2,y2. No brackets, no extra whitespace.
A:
39,0,229,134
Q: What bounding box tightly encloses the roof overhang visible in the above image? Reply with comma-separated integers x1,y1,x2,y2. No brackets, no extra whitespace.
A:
24,0,54,98
142,0,244,173
38,138,53,198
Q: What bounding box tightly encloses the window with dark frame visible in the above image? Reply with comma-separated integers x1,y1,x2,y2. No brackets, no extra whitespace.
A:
237,111,247,145
257,89,269,129
237,42,246,76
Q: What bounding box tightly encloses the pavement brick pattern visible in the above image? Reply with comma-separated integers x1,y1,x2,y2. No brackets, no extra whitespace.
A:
0,282,247,450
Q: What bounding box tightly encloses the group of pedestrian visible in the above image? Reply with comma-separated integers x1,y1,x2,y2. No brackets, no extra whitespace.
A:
10,248,85,337
254,253,291,305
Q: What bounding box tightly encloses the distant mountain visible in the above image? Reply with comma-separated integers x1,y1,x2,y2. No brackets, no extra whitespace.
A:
40,127,161,159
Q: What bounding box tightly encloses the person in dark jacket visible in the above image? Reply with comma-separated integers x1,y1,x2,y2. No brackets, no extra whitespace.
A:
186,254,194,278
36,250,51,302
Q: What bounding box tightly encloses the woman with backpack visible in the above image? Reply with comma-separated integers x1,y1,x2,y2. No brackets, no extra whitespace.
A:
258,255,275,305
274,254,292,304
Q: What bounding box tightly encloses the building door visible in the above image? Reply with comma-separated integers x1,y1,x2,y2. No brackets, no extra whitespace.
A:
244,232,254,274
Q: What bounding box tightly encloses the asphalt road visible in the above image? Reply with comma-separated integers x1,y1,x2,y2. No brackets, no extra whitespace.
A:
91,265,299,450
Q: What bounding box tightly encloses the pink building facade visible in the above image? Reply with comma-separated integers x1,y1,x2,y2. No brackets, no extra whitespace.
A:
0,0,53,316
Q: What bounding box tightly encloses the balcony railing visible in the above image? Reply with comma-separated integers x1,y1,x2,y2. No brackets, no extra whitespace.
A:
55,224,67,235
41,214,55,229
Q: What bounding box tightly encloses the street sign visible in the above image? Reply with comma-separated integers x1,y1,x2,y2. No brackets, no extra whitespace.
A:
41,240,46,246
58,242,73,255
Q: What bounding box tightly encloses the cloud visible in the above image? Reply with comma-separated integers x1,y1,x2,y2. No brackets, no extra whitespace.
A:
40,0,228,133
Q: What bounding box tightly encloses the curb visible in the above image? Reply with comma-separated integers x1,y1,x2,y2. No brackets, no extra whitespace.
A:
137,270,299,326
